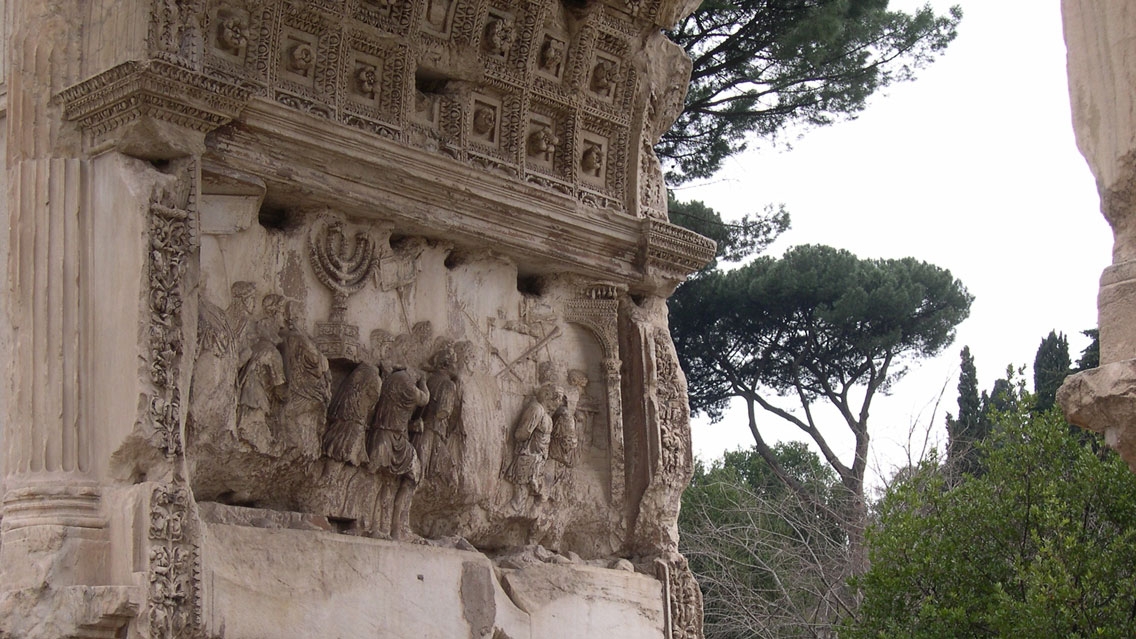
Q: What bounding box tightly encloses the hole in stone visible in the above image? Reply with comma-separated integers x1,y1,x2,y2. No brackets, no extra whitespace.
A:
630,293,646,306
517,274,545,296
328,516,357,534
415,72,450,96
444,249,468,270
258,205,294,231
149,159,172,172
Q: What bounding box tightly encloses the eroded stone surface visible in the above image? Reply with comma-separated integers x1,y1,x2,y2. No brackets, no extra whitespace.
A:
1058,361,1136,471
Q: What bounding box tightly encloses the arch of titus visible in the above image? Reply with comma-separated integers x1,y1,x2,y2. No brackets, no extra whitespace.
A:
1061,0,1136,473
0,1,715,637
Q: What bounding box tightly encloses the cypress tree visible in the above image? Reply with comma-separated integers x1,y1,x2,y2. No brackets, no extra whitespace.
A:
1033,331,1071,412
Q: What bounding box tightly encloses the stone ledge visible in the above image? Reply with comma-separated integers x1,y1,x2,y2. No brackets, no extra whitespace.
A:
200,522,665,639
1058,360,1136,470
0,585,139,639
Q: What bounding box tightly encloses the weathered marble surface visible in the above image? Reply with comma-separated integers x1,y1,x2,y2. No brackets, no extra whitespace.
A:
0,1,710,637
1061,0,1136,470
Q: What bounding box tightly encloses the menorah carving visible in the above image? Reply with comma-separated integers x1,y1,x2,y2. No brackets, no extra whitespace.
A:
308,219,379,360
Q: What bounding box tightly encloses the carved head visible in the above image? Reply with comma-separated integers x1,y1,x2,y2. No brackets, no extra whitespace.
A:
581,144,604,176
284,300,307,330
390,333,418,370
537,382,564,412
472,105,496,138
453,340,475,372
567,369,589,390
430,340,457,372
262,294,285,317
230,281,256,314
411,320,433,346
590,59,617,95
526,125,558,161
539,38,565,73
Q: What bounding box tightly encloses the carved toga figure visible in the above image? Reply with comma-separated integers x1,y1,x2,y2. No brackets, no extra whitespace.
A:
504,382,562,507
279,303,332,459
414,341,460,488
367,362,430,539
323,362,382,466
235,294,286,454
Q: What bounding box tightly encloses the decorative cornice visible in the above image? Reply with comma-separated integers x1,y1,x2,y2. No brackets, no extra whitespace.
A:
640,218,716,283
58,60,251,139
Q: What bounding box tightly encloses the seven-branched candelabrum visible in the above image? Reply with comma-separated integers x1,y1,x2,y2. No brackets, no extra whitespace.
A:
308,220,379,323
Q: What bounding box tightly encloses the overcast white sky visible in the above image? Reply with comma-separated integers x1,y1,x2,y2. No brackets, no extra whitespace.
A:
675,0,1113,486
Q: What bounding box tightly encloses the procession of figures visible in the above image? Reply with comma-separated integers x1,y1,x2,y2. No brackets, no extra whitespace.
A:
189,282,587,541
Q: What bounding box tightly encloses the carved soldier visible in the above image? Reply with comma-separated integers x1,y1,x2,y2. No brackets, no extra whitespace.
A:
367,338,430,540
504,382,563,509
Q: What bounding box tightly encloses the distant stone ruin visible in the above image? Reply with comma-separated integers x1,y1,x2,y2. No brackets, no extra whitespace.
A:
0,1,715,638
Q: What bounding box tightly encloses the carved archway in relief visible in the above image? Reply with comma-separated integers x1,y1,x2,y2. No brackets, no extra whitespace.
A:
564,284,626,507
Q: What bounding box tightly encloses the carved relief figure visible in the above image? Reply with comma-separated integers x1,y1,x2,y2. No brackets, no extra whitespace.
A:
191,281,258,442
504,382,563,508
538,37,565,76
367,338,431,539
279,302,332,459
549,369,586,466
483,17,514,57
324,363,382,466
472,104,497,142
215,6,249,56
590,58,618,98
527,124,559,163
414,340,461,489
226,281,258,355
581,142,604,178
235,294,287,454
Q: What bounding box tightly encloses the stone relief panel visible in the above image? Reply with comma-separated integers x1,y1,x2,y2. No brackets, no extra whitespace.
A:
185,205,629,556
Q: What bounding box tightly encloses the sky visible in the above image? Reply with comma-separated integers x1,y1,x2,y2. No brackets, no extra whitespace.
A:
675,0,1113,487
